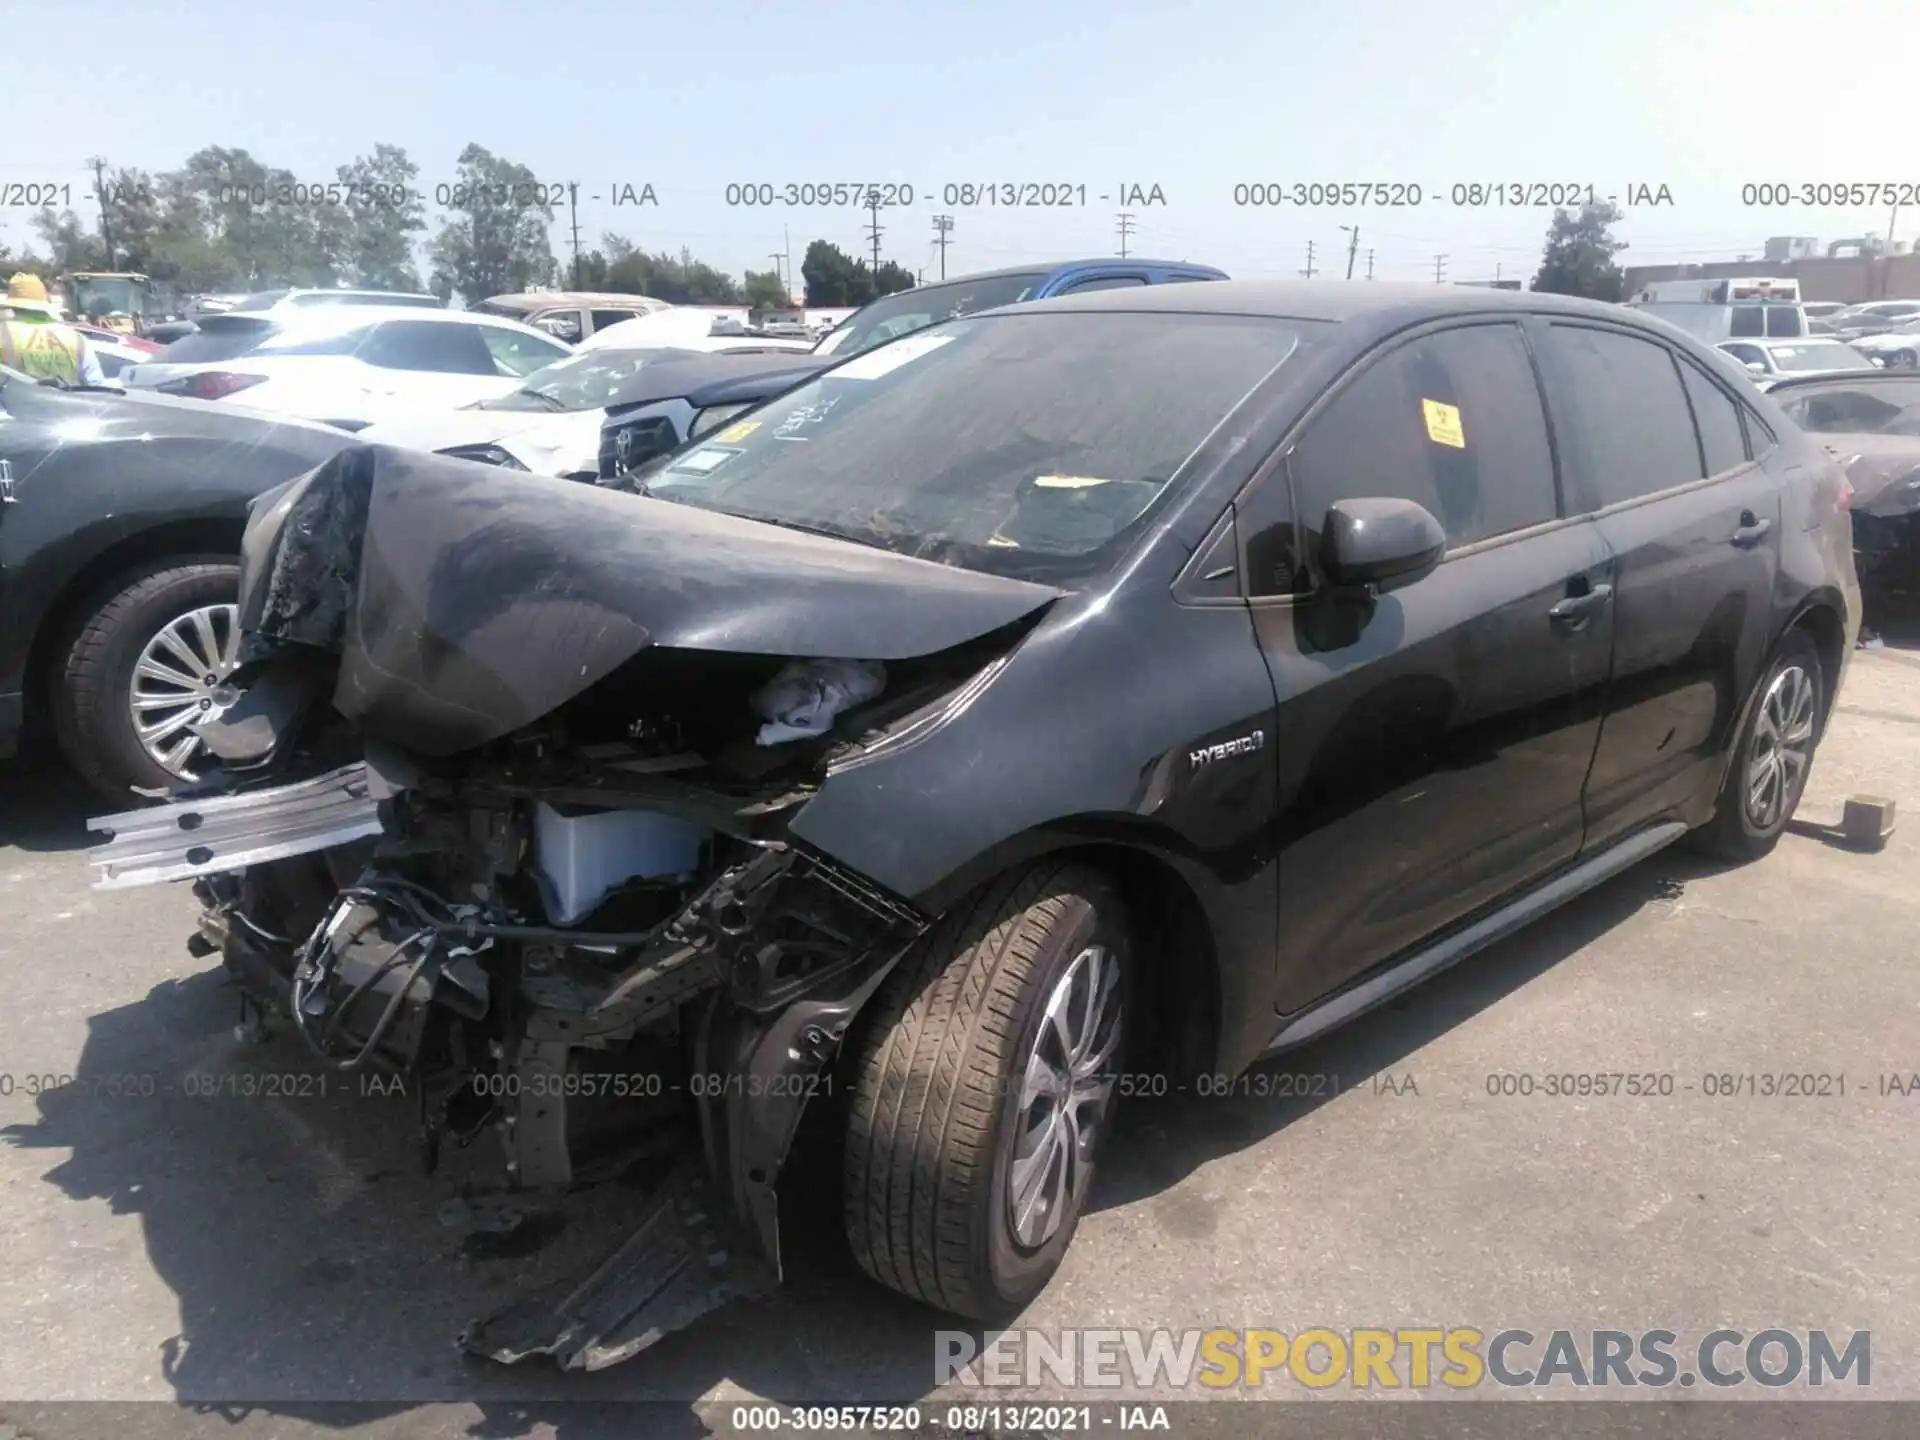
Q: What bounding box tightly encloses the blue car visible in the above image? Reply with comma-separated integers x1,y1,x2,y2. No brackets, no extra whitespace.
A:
812,257,1228,360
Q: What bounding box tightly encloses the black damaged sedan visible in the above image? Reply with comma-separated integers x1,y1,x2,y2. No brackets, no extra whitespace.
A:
90,281,1860,1367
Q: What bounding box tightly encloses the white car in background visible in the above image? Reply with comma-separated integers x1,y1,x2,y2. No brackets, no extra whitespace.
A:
118,307,573,429
578,306,816,354
1715,337,1879,381
1843,317,1920,370
361,346,827,478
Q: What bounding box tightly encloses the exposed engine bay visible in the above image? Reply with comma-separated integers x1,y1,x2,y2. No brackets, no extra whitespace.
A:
86,443,1064,1370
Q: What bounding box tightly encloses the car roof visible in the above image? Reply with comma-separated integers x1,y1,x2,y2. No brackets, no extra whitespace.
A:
988,278,1659,328
223,304,566,340
913,258,1227,287
1718,336,1861,349
600,351,828,408
482,292,673,311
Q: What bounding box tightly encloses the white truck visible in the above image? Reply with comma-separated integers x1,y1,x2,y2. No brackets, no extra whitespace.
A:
1627,276,1810,343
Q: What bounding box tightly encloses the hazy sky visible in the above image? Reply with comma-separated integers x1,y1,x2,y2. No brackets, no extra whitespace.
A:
6,0,1915,286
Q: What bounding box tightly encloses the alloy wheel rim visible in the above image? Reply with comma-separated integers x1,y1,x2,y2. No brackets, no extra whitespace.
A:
127,603,241,779
1007,942,1124,1250
1744,664,1816,831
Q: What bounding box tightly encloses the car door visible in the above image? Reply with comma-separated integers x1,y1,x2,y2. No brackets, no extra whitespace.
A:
353,320,522,421
1235,320,1615,1013
1529,319,1783,852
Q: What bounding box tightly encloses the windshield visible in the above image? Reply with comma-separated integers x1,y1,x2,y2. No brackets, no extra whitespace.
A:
813,273,1049,358
478,348,701,412
1769,342,1871,373
72,277,143,318
1776,379,1920,436
646,311,1314,586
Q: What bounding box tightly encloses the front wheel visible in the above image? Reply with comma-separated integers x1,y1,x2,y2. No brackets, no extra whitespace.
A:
1696,630,1824,861
842,861,1130,1320
52,558,242,804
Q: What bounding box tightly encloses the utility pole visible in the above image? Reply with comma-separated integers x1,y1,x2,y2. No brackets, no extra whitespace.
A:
1116,212,1136,258
88,156,116,268
1434,253,1448,283
566,182,583,288
1366,249,1375,280
932,213,954,280
1301,239,1317,278
769,253,786,305
1340,225,1360,280
866,188,885,284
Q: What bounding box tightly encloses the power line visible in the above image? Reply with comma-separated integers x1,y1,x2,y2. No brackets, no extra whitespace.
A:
88,156,116,267
1116,212,1136,258
1366,248,1375,280
1300,239,1316,278
1433,253,1448,283
932,213,954,280
1340,225,1360,280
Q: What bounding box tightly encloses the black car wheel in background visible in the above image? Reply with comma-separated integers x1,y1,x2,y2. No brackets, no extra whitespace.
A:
51,558,242,802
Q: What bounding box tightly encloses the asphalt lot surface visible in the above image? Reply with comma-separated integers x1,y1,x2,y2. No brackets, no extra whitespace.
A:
1,643,1916,1438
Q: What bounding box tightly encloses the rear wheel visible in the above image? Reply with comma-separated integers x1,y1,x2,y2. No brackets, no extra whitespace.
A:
1697,630,1824,861
52,558,242,805
842,861,1130,1320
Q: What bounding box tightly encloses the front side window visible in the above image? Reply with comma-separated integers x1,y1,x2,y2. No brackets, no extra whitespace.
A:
1284,322,1558,586
482,325,570,377
358,321,497,374
646,311,1316,586
1543,325,1703,508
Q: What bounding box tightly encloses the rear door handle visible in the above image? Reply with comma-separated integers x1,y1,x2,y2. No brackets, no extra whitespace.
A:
1732,515,1773,548
1548,583,1613,632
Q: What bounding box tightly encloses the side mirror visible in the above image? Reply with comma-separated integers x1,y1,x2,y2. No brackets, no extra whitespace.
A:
1318,497,1446,594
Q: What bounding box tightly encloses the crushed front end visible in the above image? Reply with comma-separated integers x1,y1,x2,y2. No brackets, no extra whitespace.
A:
85,444,1059,1369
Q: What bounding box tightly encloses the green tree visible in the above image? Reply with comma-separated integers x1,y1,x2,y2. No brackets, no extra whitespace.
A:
743,267,790,310
29,208,104,272
335,145,426,291
1531,200,1628,302
801,239,862,305
602,245,740,303
427,143,558,304
99,166,161,272
872,260,915,298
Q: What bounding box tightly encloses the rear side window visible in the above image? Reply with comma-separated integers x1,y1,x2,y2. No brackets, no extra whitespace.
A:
1678,360,1749,475
155,319,279,364
1542,325,1703,508
1286,322,1557,574
592,308,645,331
258,326,372,357
481,325,570,377
358,321,497,375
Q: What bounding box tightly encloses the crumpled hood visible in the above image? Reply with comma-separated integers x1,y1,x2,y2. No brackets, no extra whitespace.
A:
1824,434,1920,517
238,444,1063,755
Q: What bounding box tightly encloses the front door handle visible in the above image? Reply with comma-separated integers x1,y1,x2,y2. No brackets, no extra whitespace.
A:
1732,513,1773,548
1548,582,1613,632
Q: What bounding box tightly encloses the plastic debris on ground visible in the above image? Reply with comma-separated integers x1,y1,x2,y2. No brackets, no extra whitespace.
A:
752,658,886,745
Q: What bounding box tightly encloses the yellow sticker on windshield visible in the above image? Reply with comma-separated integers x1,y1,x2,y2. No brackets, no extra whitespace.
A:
714,420,761,443
1422,399,1465,448
1034,475,1112,489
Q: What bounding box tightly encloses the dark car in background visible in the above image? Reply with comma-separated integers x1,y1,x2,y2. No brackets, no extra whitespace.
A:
810,256,1229,360
0,367,357,798
94,281,1856,1369
1770,369,1920,633
596,351,830,479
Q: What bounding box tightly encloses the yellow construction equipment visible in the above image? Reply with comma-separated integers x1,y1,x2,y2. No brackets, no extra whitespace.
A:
61,271,151,334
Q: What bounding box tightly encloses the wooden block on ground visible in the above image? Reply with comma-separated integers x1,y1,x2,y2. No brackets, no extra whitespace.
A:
1841,795,1896,852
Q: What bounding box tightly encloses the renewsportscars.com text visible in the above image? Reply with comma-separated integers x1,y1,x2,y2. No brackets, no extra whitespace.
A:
937,1326,1871,1390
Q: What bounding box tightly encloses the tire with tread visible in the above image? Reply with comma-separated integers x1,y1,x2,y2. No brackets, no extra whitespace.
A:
1695,628,1824,862
51,557,240,805
842,859,1130,1320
